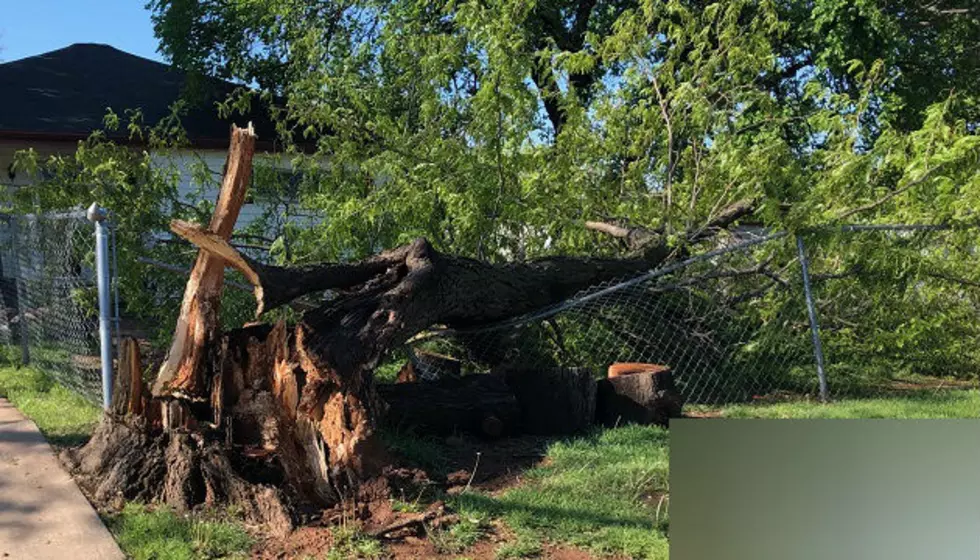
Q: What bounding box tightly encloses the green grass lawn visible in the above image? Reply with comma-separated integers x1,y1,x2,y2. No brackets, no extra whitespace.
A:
694,389,980,419
444,390,980,559
104,503,253,560
0,365,101,446
2,363,977,559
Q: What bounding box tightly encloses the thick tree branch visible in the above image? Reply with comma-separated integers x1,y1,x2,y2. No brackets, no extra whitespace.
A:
170,220,416,316
688,198,759,241
586,198,758,251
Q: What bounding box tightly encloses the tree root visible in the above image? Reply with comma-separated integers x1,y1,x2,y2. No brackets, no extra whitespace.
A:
61,415,294,536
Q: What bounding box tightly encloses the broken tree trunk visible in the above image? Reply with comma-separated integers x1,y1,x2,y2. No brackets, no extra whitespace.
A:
152,124,256,400
169,229,677,485
65,126,307,531
168,199,756,485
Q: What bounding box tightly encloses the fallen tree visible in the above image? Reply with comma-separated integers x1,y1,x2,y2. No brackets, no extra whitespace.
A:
63,125,756,529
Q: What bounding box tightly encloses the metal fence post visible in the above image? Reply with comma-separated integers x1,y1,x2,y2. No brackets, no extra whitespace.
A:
87,203,114,410
9,217,30,366
109,219,121,357
796,235,829,402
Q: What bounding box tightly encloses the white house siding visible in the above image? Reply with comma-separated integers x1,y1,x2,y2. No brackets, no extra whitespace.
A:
149,150,268,231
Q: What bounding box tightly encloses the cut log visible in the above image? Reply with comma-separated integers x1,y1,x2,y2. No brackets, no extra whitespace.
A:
505,367,596,435
153,124,257,400
607,362,671,379
595,370,684,427
377,375,519,438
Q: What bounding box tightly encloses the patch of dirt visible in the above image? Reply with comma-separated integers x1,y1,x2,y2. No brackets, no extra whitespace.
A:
250,433,609,559
543,544,618,560
252,525,336,559
385,538,607,559
251,515,621,559
426,434,553,495
385,534,497,559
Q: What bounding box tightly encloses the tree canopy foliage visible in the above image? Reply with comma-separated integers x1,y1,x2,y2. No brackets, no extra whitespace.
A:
147,0,980,263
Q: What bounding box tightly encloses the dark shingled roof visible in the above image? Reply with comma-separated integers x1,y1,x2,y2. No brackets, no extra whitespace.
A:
0,43,277,147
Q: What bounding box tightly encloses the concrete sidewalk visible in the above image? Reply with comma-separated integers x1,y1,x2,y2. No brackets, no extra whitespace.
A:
0,399,123,559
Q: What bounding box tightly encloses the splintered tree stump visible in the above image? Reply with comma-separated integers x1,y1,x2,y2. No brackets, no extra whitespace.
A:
595,369,684,427
61,414,293,536
377,375,519,438
153,124,256,399
504,367,596,435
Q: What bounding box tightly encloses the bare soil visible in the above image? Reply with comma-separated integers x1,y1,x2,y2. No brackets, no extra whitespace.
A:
253,520,617,559
249,433,617,559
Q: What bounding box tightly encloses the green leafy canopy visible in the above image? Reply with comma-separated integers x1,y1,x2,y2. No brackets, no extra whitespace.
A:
146,0,979,262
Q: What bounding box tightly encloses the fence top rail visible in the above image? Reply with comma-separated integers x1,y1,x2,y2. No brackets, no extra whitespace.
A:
0,208,88,221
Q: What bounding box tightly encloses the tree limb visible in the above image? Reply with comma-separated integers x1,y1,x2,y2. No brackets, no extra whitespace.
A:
170,220,416,316
586,198,757,251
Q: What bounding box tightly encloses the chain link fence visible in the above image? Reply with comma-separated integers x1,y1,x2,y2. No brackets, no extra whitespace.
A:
0,208,976,409
0,209,111,403
397,226,980,405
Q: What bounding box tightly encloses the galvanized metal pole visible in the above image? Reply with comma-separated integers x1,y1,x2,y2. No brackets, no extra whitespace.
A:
109,219,122,357
10,217,30,366
87,204,113,410
796,235,829,402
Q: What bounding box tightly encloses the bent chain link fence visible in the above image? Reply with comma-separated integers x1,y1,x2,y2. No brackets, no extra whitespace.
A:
397,226,980,405
1,208,976,408
0,210,108,403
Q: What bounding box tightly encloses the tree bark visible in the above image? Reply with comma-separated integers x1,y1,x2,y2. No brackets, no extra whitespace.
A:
111,337,145,416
